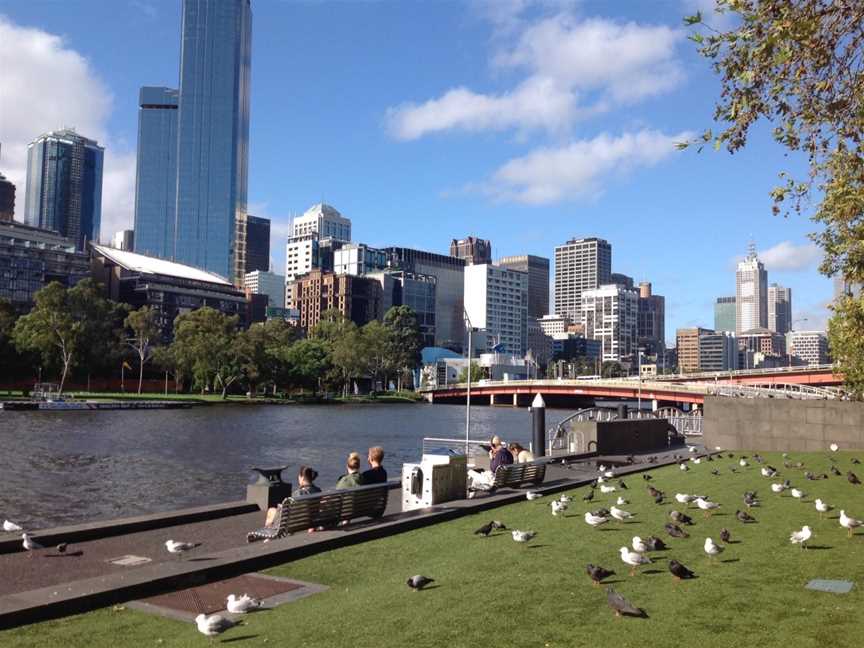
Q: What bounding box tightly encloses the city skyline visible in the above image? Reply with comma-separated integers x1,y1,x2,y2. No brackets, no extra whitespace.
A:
0,1,832,338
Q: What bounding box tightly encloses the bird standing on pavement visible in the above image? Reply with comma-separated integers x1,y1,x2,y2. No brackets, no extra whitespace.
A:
21,533,43,557
3,520,23,533
407,575,435,591
164,539,201,560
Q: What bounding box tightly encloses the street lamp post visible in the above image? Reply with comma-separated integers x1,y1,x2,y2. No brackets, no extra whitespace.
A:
637,347,644,412
464,310,473,457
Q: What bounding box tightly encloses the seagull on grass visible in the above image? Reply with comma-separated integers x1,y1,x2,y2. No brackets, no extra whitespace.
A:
619,547,651,576
695,497,720,517
646,536,666,551
669,559,695,580
559,494,572,503
616,497,629,506
815,499,832,519
665,523,689,538
736,510,757,523
771,483,787,495
606,587,645,617
830,443,839,452
632,536,649,553
526,491,543,501
407,575,435,591
839,510,863,537
584,512,610,528
511,529,536,543
226,594,261,614
790,526,812,549
791,488,806,500
600,485,617,494
675,493,696,507
3,520,23,533
551,500,567,517
669,510,693,525
164,539,201,560
744,492,760,508
586,564,615,586
761,467,777,478
195,613,236,638
610,506,634,522
704,537,724,561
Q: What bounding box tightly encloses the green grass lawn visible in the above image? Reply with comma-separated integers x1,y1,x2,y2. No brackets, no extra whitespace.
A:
4,451,864,647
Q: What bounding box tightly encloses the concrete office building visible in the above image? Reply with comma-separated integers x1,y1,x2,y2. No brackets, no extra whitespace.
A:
739,327,787,358
0,145,15,222
384,246,466,351
450,236,491,265
699,332,737,372
334,243,389,276
736,243,768,334
90,244,247,341
0,221,90,311
526,317,553,366
714,296,736,333
581,283,638,362
551,333,602,363
234,213,270,287
538,314,570,337
637,282,665,355
133,86,178,259
173,0,252,280
554,237,612,323
787,330,830,366
497,254,550,318
464,264,528,356
24,129,103,251
112,230,135,251
245,269,285,308
286,204,351,281
367,270,437,348
676,327,714,374
611,273,634,289
287,268,383,331
768,283,792,334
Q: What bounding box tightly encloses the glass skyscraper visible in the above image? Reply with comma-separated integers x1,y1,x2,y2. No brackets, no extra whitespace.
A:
133,87,178,259
174,0,252,280
23,129,104,251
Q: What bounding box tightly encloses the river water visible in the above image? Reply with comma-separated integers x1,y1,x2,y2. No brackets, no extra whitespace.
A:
0,403,581,530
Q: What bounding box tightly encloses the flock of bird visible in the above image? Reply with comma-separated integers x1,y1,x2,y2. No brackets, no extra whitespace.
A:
406,443,864,619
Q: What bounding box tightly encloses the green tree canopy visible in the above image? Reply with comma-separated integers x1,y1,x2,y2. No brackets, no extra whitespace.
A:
383,305,423,390
284,338,331,395
124,305,161,394
686,0,864,396
171,307,242,398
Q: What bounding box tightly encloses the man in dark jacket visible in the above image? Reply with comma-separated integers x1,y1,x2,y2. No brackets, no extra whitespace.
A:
489,435,513,473
361,446,387,484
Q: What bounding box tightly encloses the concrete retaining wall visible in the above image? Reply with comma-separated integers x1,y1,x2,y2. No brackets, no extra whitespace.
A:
703,396,864,451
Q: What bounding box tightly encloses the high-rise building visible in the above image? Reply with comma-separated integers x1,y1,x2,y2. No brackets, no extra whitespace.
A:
450,236,491,265
288,268,383,330
554,237,612,323
0,220,90,311
736,243,768,334
497,254,550,318
698,332,737,372
384,246,466,351
786,330,829,365
245,269,285,308
133,86,178,259
767,283,792,334
0,144,15,222
611,273,634,289
174,0,252,280
285,204,351,281
637,282,665,354
526,316,553,366
334,243,389,276
538,314,570,337
581,283,638,362
464,264,528,355
675,327,714,373
367,270,437,348
24,129,103,251
234,213,270,286
112,230,135,251
714,296,736,333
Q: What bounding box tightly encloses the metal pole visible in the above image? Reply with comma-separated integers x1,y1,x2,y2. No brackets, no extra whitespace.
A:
465,319,472,457
637,348,642,411
532,393,546,457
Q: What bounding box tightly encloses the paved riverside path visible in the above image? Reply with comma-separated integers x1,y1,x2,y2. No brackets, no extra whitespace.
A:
0,446,693,628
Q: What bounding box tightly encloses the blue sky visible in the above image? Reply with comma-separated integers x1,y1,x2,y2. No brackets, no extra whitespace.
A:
0,0,833,341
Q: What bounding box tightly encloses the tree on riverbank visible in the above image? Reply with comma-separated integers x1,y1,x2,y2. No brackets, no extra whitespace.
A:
383,305,423,390
171,307,243,398
124,306,161,395
685,0,864,397
12,280,120,394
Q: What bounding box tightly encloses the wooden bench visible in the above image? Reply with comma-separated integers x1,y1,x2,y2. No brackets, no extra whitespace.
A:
246,482,390,542
488,460,547,492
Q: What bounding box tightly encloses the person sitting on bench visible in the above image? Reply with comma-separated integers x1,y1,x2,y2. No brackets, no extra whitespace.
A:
509,442,535,464
361,446,387,484
489,435,514,473
296,465,321,496
335,452,363,489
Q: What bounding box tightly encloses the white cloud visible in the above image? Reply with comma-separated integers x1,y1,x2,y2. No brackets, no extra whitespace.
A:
479,129,692,204
758,241,822,272
385,13,684,140
0,16,136,241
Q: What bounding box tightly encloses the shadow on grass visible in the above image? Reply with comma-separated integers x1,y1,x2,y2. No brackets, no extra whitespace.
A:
418,585,441,591
642,569,664,575
804,545,832,550
527,544,550,549
720,558,741,563
221,635,259,644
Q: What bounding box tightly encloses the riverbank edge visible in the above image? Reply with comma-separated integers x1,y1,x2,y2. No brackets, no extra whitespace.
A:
0,393,423,407
0,449,692,631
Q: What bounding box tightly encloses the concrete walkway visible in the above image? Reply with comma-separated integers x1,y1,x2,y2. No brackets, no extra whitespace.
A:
0,446,695,629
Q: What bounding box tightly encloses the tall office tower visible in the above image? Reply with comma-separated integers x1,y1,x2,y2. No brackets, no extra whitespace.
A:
675,327,714,373
112,230,135,251
581,283,638,362
464,264,528,355
133,87,179,259
285,204,351,280
24,129,104,251
497,254,550,318
0,144,15,222
714,296,736,333
234,213,269,286
554,237,612,323
384,246,466,351
767,283,792,334
450,236,492,265
174,0,252,280
610,273,634,289
735,242,768,334
637,282,665,354
245,269,285,307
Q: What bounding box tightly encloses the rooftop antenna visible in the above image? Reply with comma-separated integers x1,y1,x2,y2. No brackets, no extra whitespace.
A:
747,238,757,260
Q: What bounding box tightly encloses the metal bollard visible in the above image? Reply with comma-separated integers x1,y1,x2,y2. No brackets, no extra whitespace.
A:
532,393,546,457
